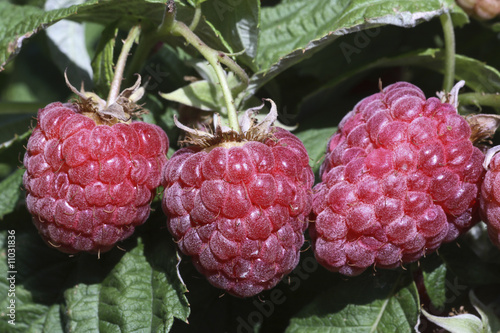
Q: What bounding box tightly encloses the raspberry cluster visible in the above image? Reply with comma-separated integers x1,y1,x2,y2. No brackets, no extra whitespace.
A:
23,102,168,254
311,82,485,276
162,127,313,297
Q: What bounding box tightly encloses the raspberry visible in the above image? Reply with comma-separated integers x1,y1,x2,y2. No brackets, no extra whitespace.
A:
311,82,484,276
23,77,168,254
162,103,313,297
480,148,500,248
456,0,500,19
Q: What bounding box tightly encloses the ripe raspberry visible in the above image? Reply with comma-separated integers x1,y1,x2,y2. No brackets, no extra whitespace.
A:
162,103,313,297
311,81,484,276
23,77,168,254
480,148,500,248
456,0,500,19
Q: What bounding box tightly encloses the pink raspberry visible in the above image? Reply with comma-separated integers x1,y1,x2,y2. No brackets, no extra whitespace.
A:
23,101,168,254
311,82,484,276
480,150,500,248
162,123,313,297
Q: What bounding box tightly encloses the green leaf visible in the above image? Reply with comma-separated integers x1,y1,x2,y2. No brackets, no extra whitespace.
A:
421,309,488,333
0,0,169,70
383,49,500,93
160,72,239,112
286,270,419,333
45,0,93,86
160,80,220,111
470,290,500,333
0,169,24,220
0,231,63,333
62,238,189,332
26,304,64,333
200,0,260,69
63,284,101,331
91,24,118,97
421,255,447,311
0,103,41,154
295,127,335,174
300,48,500,116
247,0,466,96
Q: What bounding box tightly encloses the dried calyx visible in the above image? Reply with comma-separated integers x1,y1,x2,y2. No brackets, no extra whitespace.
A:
175,98,279,149
64,72,146,126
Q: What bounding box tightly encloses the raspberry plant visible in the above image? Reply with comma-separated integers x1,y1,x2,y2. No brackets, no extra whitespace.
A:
1,0,500,332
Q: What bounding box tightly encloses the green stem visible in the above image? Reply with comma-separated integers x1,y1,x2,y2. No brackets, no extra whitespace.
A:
126,2,176,85
440,12,455,92
107,25,141,106
169,21,242,132
189,5,202,31
218,52,249,92
125,34,157,86
158,0,176,33
459,92,500,108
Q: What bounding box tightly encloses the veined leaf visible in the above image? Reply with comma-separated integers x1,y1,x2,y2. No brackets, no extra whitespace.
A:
0,169,24,220
91,24,118,97
300,49,500,115
200,0,260,70
247,0,467,97
286,270,419,333
0,231,63,333
160,80,220,111
0,0,170,70
421,255,448,311
62,238,189,332
160,72,239,113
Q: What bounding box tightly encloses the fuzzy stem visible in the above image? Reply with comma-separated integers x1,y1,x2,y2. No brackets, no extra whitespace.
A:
440,12,456,92
107,25,141,106
158,0,176,33
169,21,242,132
189,5,202,31
218,52,249,94
459,92,500,108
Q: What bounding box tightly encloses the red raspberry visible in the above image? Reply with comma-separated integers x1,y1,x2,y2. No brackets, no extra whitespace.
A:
311,82,484,276
162,108,313,297
480,148,500,248
24,88,168,254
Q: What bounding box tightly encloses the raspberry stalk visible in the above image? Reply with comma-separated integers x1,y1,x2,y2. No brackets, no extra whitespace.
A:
107,25,141,107
439,12,456,92
157,1,249,133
